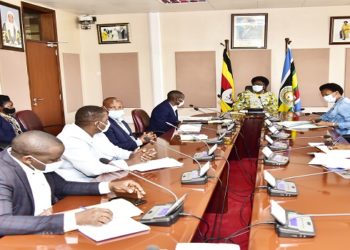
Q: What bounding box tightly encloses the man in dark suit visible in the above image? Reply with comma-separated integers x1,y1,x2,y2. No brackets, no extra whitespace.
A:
103,97,156,151
0,130,145,236
149,90,185,136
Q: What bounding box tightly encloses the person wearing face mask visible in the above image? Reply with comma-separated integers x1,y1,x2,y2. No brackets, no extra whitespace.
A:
0,130,145,236
233,76,278,114
56,105,135,182
0,95,26,150
103,97,156,151
149,90,185,136
315,83,350,142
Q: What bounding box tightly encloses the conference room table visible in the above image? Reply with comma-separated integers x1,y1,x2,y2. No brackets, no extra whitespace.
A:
249,115,350,250
0,121,240,250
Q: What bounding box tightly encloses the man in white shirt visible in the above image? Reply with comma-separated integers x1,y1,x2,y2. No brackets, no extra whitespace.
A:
0,130,145,236
56,105,139,182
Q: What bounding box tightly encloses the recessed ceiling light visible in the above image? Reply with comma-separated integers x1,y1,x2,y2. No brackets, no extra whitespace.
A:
159,0,207,4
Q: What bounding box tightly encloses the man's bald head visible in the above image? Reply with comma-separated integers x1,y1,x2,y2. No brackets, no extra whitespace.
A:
103,97,123,111
12,130,64,157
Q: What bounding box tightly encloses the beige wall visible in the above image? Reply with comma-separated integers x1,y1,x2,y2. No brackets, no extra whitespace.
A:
79,13,153,123
2,3,350,123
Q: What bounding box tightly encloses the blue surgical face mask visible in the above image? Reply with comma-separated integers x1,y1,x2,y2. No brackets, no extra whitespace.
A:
109,110,125,120
28,155,63,173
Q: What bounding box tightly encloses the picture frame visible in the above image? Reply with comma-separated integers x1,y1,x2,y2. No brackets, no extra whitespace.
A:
329,16,350,45
231,13,268,49
97,23,130,44
0,1,24,51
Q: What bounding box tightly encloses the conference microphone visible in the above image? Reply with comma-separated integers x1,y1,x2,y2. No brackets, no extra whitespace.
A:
189,104,220,116
149,139,210,185
99,158,178,201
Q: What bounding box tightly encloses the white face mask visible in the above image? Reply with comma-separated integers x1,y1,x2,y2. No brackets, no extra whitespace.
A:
29,156,63,173
109,110,124,120
178,100,185,107
252,85,264,93
97,120,110,133
323,93,336,103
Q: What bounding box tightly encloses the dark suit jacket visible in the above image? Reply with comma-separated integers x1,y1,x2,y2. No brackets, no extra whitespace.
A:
0,116,26,147
0,150,101,236
104,117,138,151
149,100,178,136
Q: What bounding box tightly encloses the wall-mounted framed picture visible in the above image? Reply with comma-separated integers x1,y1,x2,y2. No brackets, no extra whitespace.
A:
329,16,350,45
0,1,24,51
231,13,268,49
97,23,130,44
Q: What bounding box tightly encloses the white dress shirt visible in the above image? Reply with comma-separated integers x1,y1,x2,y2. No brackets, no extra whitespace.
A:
56,124,131,182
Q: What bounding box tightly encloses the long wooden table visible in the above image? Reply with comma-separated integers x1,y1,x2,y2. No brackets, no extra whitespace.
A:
249,117,350,250
0,123,239,250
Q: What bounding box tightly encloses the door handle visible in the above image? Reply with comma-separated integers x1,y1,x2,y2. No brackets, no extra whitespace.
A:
33,97,44,106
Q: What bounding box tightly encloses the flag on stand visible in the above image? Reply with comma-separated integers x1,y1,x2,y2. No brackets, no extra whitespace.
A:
278,45,301,112
220,47,234,112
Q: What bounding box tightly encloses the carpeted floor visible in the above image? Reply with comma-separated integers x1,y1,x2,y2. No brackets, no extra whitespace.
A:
192,158,258,250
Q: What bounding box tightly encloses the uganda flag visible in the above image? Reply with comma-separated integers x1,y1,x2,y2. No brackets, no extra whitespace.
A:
278,45,301,112
220,47,234,112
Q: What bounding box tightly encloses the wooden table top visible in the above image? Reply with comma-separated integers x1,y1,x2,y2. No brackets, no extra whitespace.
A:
0,123,238,250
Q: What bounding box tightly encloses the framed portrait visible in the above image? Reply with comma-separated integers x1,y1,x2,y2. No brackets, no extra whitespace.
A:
329,16,350,45
231,13,268,49
0,1,24,51
97,23,130,44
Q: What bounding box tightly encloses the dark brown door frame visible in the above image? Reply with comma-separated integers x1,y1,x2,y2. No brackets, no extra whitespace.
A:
21,1,65,129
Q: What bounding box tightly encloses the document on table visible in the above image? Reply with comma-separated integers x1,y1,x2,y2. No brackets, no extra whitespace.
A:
76,199,149,241
182,116,212,121
180,134,208,141
79,216,150,242
308,150,350,170
129,157,183,172
178,124,202,133
279,121,326,130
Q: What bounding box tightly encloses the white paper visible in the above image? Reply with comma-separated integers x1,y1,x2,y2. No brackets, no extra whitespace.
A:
324,158,350,170
278,121,312,128
308,153,328,165
182,116,212,121
178,124,202,133
176,243,240,250
308,142,325,147
66,198,143,218
79,216,150,242
129,157,183,172
180,134,208,141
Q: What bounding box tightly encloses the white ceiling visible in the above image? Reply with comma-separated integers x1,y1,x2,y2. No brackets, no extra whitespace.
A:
28,0,350,15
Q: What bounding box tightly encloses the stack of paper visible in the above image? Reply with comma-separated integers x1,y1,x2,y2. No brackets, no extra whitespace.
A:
129,157,183,172
79,216,149,242
180,134,208,141
76,199,150,241
178,124,202,133
308,150,350,170
279,121,326,130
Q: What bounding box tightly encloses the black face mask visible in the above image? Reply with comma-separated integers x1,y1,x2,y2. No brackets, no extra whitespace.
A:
3,108,16,115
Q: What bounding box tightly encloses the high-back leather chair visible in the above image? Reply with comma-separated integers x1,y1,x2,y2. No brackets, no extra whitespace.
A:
16,110,44,131
131,109,150,134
